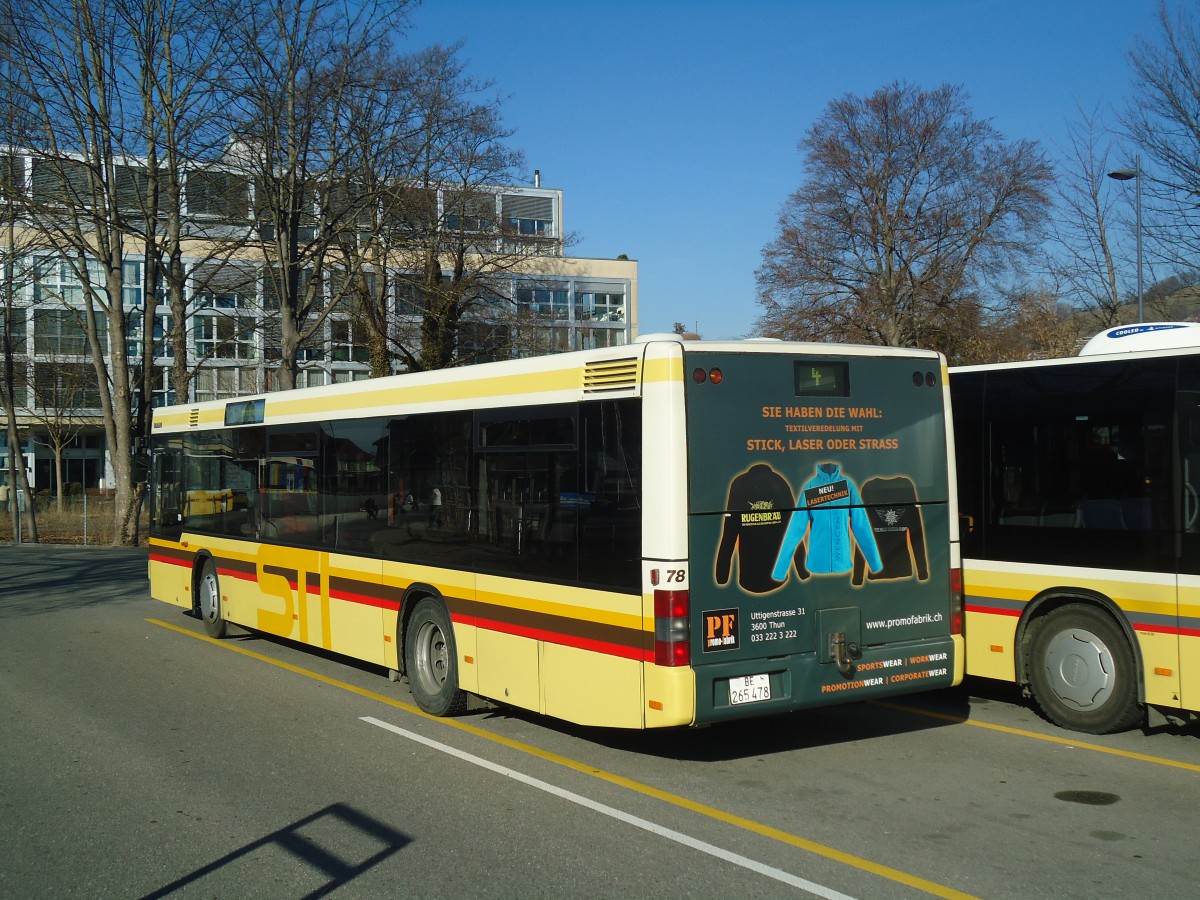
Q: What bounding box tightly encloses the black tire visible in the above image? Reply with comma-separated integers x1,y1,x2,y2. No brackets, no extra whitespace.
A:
405,598,467,716
1025,604,1141,734
197,559,228,639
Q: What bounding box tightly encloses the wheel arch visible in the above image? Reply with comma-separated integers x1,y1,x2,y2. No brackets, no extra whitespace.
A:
1014,587,1145,703
190,550,216,616
394,581,445,676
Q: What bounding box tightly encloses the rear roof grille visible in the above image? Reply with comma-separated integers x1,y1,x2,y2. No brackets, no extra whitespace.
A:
583,357,640,394
188,409,201,427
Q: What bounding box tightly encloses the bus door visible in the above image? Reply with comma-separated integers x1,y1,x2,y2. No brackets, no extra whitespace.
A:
683,350,955,720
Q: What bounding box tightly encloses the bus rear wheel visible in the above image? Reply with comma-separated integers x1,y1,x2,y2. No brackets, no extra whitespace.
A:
405,598,467,717
197,560,227,639
1025,604,1141,734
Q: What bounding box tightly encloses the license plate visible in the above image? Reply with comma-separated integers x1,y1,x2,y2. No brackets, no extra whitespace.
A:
729,673,771,705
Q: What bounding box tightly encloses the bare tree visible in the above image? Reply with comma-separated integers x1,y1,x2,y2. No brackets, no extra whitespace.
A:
0,0,158,545
756,81,1054,351
1046,106,1129,330
217,0,413,390
112,0,236,427
1,156,39,542
340,43,541,374
26,353,92,512
1124,1,1200,272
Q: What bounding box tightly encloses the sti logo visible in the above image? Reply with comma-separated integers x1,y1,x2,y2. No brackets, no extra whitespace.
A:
703,607,740,652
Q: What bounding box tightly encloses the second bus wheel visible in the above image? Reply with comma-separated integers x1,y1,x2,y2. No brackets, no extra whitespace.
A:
1024,603,1142,734
405,598,468,716
197,559,227,639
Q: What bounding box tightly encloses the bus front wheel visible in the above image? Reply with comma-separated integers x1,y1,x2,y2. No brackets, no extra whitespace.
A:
197,560,227,639
405,598,467,717
1025,604,1141,734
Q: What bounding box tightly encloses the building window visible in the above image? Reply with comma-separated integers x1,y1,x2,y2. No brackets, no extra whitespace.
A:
34,257,101,305
193,367,240,402
122,260,142,309
194,314,256,359
331,319,370,363
580,291,626,322
151,314,173,359
508,217,552,236
580,327,628,350
296,368,326,389
517,286,569,320
297,332,324,361
186,169,250,220
194,263,256,309
0,153,23,198
33,362,101,409
31,157,90,205
33,308,101,356
502,194,555,238
4,307,26,354
150,367,174,408
332,369,369,384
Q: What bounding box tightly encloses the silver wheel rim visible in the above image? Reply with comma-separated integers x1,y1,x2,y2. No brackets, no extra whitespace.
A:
1040,626,1115,711
200,571,220,625
413,619,449,695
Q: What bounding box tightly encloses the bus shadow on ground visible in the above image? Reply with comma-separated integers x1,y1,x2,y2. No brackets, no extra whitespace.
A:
171,610,1200,752
478,685,977,763
213,622,987,760
0,545,149,618
139,802,410,899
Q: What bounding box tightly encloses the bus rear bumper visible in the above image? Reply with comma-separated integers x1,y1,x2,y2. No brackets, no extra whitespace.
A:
691,637,958,725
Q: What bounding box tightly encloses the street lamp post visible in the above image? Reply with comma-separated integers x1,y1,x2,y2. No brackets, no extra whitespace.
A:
1107,156,1143,323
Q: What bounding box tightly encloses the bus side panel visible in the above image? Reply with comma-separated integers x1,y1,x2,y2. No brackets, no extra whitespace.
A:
542,643,644,728
638,342,697,726
149,538,193,610
962,562,1023,682
473,574,646,726
1180,577,1200,712
323,554,387,667
966,559,1184,709
477,629,541,712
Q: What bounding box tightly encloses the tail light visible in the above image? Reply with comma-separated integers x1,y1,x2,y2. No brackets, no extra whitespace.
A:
654,589,690,667
949,567,964,635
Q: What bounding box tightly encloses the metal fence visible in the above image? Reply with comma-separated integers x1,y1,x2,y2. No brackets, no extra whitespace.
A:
0,492,149,545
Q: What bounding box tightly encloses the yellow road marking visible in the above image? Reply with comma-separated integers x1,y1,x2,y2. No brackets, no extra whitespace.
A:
149,617,976,900
872,701,1200,773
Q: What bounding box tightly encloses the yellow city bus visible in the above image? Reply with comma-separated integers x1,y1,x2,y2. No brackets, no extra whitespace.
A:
952,323,1200,733
149,336,962,728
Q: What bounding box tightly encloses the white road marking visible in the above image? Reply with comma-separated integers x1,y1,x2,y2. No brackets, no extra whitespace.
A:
361,715,856,900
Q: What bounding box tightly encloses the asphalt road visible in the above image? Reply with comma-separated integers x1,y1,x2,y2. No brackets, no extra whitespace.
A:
2,545,1198,899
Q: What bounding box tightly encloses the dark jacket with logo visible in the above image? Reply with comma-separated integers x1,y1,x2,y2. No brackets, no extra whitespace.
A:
716,464,807,593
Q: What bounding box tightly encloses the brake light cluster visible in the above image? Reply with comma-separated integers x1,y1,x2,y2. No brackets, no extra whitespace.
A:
949,567,964,635
654,589,690,666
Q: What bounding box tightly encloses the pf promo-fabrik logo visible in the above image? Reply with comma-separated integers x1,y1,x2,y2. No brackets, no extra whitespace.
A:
703,608,740,651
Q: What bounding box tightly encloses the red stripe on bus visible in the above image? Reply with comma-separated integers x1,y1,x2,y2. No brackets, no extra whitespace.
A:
329,587,399,611
474,615,651,662
1134,622,1200,638
218,567,258,583
149,553,192,569
964,604,1021,617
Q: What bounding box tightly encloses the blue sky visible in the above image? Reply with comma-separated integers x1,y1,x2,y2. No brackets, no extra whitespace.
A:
410,0,1168,339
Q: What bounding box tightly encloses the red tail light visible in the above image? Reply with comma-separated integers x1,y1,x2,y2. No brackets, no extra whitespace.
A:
949,567,964,636
654,589,690,667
